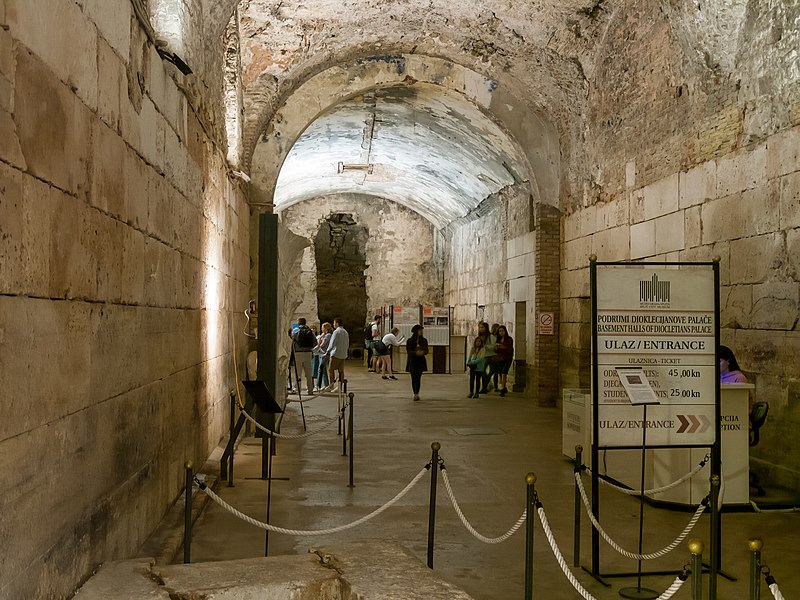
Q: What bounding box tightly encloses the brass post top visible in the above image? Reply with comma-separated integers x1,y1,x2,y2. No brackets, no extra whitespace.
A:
688,539,704,555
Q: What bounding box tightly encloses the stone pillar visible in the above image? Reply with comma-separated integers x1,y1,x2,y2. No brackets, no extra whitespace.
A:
533,204,560,407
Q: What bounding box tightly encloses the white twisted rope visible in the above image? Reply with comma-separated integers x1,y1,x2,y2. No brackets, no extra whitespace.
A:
197,466,428,535
537,505,687,600
237,403,337,439
586,454,709,496
575,473,707,560
768,583,786,600
440,469,526,544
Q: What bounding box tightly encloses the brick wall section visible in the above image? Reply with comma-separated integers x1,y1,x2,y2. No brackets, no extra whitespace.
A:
533,203,561,406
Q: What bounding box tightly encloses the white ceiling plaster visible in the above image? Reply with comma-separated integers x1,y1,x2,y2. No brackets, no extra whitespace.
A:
274,83,529,228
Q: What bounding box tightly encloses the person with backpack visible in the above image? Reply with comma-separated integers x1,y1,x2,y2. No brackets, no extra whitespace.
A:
365,315,382,372
291,317,317,395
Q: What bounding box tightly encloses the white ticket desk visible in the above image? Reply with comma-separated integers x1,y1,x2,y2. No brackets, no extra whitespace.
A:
651,383,752,507
562,384,753,507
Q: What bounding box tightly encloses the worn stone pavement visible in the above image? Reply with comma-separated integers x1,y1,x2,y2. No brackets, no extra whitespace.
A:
184,361,799,599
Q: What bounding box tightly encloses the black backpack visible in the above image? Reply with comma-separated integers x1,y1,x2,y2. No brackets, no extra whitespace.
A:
296,326,316,350
364,322,374,341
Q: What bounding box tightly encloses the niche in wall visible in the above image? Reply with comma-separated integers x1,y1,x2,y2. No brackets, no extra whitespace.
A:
315,214,368,334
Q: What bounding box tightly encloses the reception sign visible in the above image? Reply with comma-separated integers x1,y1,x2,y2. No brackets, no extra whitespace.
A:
593,263,719,448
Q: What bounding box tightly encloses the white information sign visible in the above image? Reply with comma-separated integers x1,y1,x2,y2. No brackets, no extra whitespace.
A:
392,305,420,342
595,266,717,447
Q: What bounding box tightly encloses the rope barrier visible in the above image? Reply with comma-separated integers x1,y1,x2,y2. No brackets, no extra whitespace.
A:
537,502,688,600
236,401,338,439
765,571,786,600
769,583,786,600
575,473,707,560
585,454,709,497
195,465,428,535
440,468,526,544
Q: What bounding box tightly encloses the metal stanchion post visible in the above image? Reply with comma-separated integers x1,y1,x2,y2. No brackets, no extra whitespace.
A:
348,392,354,488
689,539,703,600
337,377,342,436
525,473,536,600
184,461,193,564
427,442,441,569
573,445,583,568
749,538,763,600
709,475,721,600
228,391,235,486
265,433,274,557
341,395,347,457
261,430,269,479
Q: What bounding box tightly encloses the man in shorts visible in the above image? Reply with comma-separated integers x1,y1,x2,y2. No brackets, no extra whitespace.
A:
323,318,350,391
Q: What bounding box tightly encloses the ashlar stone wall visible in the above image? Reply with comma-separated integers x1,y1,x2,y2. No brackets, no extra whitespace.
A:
562,0,800,489
281,194,444,329
0,1,249,597
446,182,545,393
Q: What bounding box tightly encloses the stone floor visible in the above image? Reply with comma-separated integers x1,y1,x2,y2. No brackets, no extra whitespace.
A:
187,361,799,599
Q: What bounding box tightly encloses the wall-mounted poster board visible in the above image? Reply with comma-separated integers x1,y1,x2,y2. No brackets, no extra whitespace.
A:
422,306,450,347
392,305,421,343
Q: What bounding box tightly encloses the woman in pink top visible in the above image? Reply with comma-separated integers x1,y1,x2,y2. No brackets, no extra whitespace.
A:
719,345,748,384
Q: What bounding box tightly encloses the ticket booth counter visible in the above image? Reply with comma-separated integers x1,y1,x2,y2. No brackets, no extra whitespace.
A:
651,383,752,507
562,384,753,507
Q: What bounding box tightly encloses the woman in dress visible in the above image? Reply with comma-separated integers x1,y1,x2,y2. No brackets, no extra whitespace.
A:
405,324,429,402
315,322,333,390
494,325,514,396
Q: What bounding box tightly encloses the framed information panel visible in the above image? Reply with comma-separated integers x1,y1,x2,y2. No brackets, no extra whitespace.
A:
592,262,719,448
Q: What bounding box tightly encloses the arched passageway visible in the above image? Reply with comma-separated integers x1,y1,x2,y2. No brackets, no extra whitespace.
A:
2,2,799,598
260,60,562,406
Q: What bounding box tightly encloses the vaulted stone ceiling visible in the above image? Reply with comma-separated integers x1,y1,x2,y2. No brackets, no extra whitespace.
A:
236,0,614,161
194,0,768,226
225,0,618,225
234,0,610,227
272,83,530,228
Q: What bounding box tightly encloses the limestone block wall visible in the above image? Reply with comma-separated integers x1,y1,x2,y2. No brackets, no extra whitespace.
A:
561,0,800,488
563,128,800,489
281,194,444,328
0,2,248,598
445,182,544,391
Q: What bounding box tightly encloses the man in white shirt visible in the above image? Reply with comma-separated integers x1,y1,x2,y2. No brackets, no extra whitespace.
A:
379,327,405,379
323,318,350,391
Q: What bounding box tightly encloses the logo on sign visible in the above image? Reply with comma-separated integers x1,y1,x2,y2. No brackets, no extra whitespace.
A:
640,273,671,308
676,414,710,434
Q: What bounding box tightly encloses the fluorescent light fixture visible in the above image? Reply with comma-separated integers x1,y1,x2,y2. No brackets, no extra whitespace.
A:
337,162,374,174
